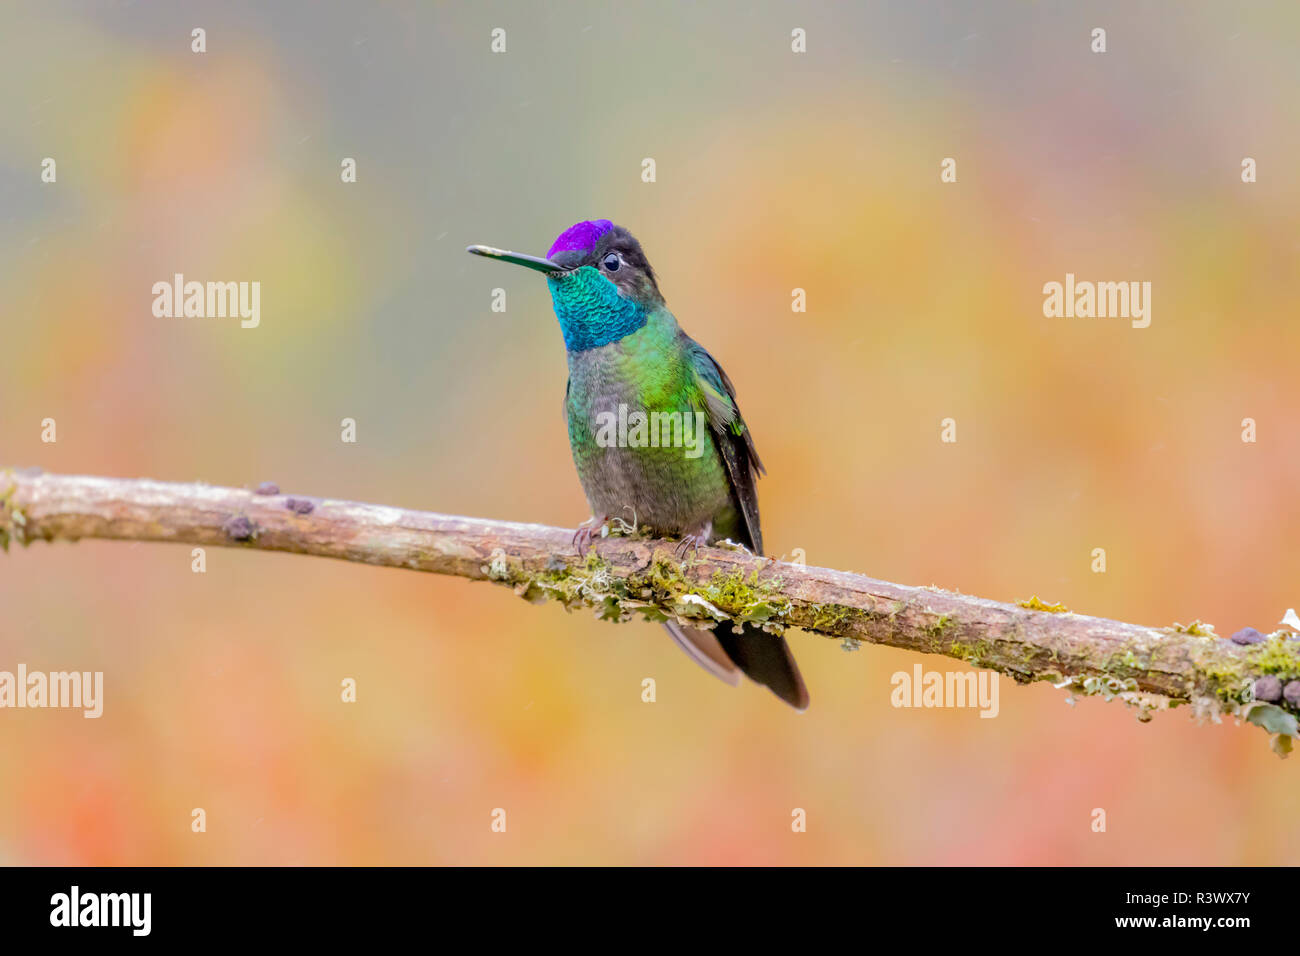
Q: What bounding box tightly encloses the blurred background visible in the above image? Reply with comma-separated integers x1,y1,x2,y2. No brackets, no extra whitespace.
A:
1,0,1298,864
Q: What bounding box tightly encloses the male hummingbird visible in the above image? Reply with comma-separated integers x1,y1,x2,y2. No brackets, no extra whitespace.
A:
468,220,809,709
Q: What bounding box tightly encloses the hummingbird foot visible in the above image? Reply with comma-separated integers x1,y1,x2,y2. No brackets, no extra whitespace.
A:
572,515,611,556
673,521,714,562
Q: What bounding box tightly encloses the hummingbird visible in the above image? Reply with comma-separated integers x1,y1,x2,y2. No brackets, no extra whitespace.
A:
468,220,809,710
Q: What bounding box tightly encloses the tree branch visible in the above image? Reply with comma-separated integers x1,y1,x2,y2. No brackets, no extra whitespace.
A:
4,468,1298,749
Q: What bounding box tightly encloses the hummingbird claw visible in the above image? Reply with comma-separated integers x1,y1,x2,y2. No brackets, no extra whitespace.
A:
673,523,713,562
573,515,610,557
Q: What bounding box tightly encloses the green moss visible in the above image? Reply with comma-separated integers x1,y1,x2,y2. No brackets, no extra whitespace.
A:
928,613,953,637
1169,619,1217,637
1199,657,1252,704
645,555,686,594
485,547,802,634
519,552,634,614
690,568,793,630
0,475,23,552
639,562,789,621
702,568,765,611
1194,634,1300,707
1018,595,1070,613
1247,634,1300,678
947,638,993,667
1101,645,1145,674
809,603,853,633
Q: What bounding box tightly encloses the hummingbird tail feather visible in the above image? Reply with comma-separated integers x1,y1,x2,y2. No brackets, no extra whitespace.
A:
715,625,811,711
662,621,741,686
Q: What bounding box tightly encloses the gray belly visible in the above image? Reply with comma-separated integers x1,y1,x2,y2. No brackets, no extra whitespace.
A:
578,440,732,535
565,347,738,539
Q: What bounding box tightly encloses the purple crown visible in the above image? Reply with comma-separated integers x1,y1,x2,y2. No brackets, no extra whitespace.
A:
548,219,614,258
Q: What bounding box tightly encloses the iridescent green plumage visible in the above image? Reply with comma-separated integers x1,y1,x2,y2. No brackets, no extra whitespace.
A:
563,304,751,548
468,221,808,709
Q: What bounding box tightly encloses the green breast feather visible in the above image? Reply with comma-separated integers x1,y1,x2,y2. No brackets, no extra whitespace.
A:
563,310,764,552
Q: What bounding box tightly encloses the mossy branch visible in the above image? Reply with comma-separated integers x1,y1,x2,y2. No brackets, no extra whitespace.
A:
4,468,1299,751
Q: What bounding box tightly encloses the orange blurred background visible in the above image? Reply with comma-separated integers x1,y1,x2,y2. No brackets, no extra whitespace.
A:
1,1,1298,864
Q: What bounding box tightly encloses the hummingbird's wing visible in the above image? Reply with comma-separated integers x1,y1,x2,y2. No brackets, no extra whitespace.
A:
682,335,765,555
680,336,810,711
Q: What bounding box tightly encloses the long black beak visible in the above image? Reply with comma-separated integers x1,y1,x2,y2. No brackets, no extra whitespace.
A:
466,244,565,275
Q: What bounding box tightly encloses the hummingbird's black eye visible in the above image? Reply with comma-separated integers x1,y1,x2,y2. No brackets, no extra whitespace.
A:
602,252,621,272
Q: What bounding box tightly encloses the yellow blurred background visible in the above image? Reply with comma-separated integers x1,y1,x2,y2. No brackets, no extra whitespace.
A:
1,0,1298,864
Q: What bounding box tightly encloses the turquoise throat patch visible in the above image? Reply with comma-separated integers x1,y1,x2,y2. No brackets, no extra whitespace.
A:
547,266,648,351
